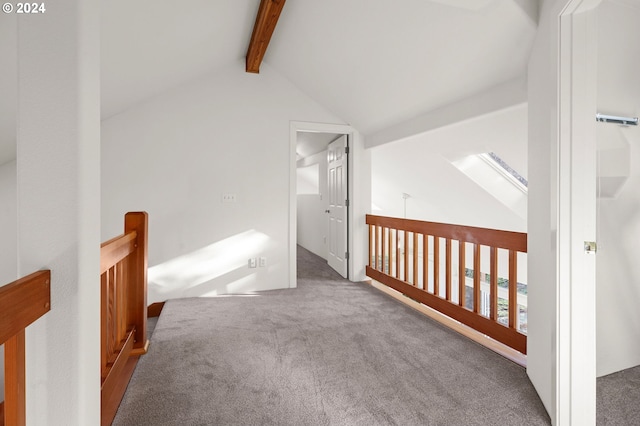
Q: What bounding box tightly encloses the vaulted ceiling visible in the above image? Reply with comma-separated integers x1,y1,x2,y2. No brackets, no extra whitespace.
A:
0,0,540,165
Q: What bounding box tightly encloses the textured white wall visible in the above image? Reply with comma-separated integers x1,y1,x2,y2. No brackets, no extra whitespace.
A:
297,150,329,259
595,1,640,377
102,60,344,302
0,160,16,402
17,0,101,424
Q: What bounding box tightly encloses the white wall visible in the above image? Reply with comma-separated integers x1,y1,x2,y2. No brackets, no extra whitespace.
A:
594,0,640,377
102,60,345,303
297,150,329,259
18,0,101,423
0,159,16,402
0,160,16,285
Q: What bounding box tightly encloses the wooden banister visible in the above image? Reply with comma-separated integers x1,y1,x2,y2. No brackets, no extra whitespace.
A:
366,215,526,252
100,212,148,426
1,270,51,426
100,232,137,275
366,214,527,354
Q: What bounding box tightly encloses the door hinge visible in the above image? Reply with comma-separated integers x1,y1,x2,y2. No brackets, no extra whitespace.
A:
345,199,349,207
345,251,349,260
345,146,349,154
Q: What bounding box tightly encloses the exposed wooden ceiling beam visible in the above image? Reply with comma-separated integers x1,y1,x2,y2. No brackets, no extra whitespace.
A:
246,0,286,73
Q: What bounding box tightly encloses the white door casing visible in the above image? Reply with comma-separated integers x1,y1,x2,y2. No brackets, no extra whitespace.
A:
327,135,348,278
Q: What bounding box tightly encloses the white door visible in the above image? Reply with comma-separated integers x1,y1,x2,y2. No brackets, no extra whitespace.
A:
327,135,348,278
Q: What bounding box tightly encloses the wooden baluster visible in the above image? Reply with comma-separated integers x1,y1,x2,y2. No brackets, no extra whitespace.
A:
381,227,387,273
108,266,116,364
396,229,400,279
368,224,373,267
445,239,452,301
459,241,466,307
413,233,419,285
371,225,378,269
388,228,393,276
433,237,440,296
378,225,382,270
4,331,26,426
100,272,108,379
473,244,481,313
423,235,429,291
509,250,518,329
403,231,409,282
377,226,382,271
490,247,498,321
118,260,127,342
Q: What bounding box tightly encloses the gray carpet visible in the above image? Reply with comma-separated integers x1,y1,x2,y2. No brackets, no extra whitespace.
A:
113,246,551,425
597,365,640,425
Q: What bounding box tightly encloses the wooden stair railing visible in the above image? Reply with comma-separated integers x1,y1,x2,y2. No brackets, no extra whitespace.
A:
100,212,148,426
366,214,527,354
0,270,51,426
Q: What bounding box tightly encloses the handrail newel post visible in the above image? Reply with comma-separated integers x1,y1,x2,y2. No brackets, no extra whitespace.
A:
124,211,148,355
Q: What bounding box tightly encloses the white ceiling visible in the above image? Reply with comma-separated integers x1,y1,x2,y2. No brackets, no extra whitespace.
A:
0,0,540,166
265,0,537,135
101,0,259,119
296,132,341,160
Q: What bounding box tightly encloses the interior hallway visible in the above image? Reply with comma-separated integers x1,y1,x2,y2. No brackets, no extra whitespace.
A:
113,246,553,425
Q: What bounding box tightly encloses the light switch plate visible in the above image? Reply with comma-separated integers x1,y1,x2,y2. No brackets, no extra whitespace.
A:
222,193,237,203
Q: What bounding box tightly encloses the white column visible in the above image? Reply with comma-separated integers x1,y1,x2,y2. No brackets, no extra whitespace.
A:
17,0,100,424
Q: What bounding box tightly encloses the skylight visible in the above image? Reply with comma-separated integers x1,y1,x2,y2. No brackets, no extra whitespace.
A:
483,152,528,189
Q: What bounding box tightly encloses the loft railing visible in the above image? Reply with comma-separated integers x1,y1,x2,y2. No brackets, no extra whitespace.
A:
100,212,148,426
366,214,527,354
0,270,51,426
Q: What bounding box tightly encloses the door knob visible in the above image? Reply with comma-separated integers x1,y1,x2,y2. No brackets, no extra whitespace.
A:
325,210,330,213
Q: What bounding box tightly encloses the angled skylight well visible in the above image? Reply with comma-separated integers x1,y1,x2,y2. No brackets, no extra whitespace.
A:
479,152,528,193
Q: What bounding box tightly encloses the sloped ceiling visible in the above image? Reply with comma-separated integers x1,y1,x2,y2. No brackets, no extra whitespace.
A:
0,0,538,165
101,0,259,119
264,0,537,135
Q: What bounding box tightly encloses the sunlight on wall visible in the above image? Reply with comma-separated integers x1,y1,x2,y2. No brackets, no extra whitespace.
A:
148,230,270,302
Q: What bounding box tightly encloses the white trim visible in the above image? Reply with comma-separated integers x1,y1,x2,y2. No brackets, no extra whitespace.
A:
556,1,600,424
289,122,358,288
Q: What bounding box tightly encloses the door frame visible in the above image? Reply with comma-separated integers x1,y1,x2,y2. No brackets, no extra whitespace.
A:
289,121,362,287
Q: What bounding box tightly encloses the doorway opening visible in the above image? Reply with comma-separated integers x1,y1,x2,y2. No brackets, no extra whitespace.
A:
289,122,356,287
295,132,348,278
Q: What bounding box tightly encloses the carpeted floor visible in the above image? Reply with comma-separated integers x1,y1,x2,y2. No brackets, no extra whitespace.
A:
114,246,553,425
597,364,640,425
